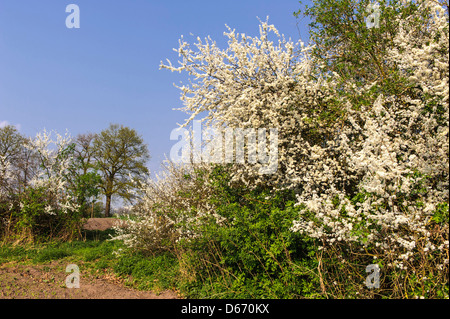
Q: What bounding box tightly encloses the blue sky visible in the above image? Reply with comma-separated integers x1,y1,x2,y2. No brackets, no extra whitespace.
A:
0,0,311,176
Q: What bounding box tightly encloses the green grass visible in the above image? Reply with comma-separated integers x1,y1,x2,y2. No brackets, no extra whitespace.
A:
0,237,122,267
113,252,180,292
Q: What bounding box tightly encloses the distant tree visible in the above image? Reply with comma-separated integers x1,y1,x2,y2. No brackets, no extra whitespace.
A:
0,125,20,196
66,133,102,217
74,133,97,176
0,125,37,195
0,125,23,162
93,124,150,217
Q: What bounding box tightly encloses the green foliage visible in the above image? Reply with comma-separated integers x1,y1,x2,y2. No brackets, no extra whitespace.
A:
432,203,449,225
32,247,72,263
70,171,103,217
294,0,435,129
0,235,123,269
93,123,151,217
176,166,321,298
14,187,48,232
10,186,82,241
296,0,418,83
0,245,38,264
114,252,179,291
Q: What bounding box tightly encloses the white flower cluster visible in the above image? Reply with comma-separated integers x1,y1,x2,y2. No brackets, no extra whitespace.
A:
111,159,222,251
123,20,324,249
25,129,79,215
161,18,333,188
0,155,14,200
291,0,449,267
140,2,448,269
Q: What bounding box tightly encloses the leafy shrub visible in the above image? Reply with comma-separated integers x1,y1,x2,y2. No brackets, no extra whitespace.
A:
110,160,216,253
10,186,82,241
175,166,321,298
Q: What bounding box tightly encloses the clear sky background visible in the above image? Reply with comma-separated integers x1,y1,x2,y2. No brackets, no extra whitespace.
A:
0,0,312,177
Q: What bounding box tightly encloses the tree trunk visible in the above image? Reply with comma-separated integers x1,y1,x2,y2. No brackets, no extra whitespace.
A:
105,195,111,217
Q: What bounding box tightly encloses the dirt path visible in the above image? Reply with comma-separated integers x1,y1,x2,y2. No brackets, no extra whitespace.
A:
0,218,178,299
0,261,178,299
81,217,125,231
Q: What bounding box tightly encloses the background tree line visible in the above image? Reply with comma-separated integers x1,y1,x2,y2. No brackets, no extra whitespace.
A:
0,123,149,241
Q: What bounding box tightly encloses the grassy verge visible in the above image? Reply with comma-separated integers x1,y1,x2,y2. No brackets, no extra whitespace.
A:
0,229,181,296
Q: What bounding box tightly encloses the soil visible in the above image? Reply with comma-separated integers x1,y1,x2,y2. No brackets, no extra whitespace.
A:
81,217,125,231
0,262,178,299
0,218,179,299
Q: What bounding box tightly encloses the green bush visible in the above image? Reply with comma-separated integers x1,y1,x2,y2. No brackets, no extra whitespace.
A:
4,186,84,242
175,166,321,298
